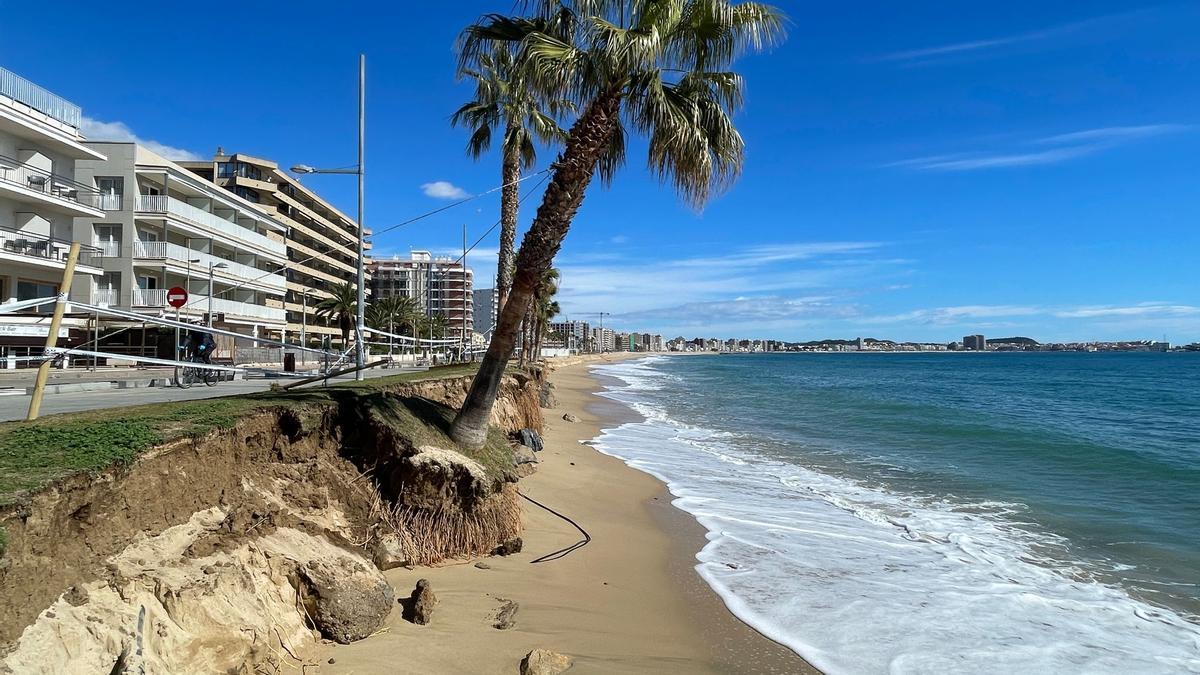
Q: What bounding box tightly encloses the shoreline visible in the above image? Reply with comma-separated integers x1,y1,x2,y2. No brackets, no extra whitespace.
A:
320,353,817,673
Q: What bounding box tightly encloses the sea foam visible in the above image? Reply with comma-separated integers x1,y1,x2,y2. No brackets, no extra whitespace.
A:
589,357,1200,675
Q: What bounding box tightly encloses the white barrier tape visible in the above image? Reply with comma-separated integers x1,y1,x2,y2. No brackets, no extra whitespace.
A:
363,327,460,345
45,348,243,373
70,301,332,356
0,296,60,314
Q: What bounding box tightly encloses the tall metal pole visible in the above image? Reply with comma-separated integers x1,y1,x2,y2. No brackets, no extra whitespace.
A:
300,289,308,364
355,53,367,381
207,262,215,328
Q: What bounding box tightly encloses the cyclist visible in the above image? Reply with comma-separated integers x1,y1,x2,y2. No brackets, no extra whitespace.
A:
182,329,217,364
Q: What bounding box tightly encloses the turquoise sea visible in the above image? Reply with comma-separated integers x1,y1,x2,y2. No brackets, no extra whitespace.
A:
590,353,1200,674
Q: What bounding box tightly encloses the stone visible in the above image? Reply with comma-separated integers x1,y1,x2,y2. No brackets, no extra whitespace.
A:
492,537,523,557
518,428,544,452
297,557,394,644
63,585,89,607
407,579,437,625
539,382,557,409
493,599,519,630
562,413,579,423
372,533,408,571
513,444,539,465
520,649,572,675
474,562,491,570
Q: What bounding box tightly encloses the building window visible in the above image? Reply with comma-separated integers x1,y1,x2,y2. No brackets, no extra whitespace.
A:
233,186,260,203
17,280,57,314
218,162,262,181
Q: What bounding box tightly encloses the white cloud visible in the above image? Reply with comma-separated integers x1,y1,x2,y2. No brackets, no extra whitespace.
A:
80,116,201,161
859,305,1043,326
1053,303,1200,319
876,9,1153,65
554,241,903,321
891,124,1188,172
421,181,471,200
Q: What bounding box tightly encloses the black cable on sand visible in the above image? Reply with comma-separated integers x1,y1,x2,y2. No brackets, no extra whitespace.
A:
520,490,592,563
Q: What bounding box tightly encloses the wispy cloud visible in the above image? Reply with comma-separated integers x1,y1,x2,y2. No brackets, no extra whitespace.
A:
876,9,1150,65
421,181,471,200
614,296,861,325
1053,303,1200,319
860,305,1043,326
555,241,906,324
891,124,1188,172
879,29,1060,63
81,117,201,161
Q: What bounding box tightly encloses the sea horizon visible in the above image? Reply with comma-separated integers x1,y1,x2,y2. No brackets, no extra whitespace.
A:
589,352,1200,674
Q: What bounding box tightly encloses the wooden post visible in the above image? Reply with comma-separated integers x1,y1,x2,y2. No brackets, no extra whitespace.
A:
27,242,81,420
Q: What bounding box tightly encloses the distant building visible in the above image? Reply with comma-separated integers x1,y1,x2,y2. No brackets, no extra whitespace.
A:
369,251,473,342
857,337,866,351
472,287,496,335
963,334,987,351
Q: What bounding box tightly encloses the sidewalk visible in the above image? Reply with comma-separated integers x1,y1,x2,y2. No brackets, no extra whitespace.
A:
0,365,426,422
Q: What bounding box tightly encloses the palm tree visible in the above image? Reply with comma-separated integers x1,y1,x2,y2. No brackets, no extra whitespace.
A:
452,46,572,314
451,0,786,448
521,268,559,363
315,281,358,350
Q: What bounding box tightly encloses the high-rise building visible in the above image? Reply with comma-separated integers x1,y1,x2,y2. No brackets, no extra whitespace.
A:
963,334,987,351
369,252,473,342
549,320,590,351
1,66,109,364
73,143,290,357
180,152,367,349
473,287,497,335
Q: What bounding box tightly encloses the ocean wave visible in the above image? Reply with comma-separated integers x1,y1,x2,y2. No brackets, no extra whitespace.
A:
587,357,1200,675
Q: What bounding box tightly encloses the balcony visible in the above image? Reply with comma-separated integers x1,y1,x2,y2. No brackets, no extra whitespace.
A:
0,154,104,217
94,240,121,257
131,240,286,292
136,195,285,257
128,288,285,323
93,288,119,306
0,224,101,269
0,66,82,128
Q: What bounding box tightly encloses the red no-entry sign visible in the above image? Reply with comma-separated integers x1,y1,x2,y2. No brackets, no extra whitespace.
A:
167,286,188,309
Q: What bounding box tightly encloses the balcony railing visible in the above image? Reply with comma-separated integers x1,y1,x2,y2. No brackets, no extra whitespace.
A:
94,240,121,257
0,154,102,210
127,288,285,322
130,288,167,307
93,288,119,306
99,194,123,211
0,224,100,267
131,240,286,291
136,195,285,256
0,66,82,128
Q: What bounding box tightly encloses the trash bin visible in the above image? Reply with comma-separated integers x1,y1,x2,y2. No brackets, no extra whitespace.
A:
283,352,296,372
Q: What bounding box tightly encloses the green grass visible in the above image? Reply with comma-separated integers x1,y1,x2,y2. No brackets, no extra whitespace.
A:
0,362,508,507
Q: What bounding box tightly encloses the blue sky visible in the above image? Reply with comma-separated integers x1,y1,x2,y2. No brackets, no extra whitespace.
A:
3,1,1198,343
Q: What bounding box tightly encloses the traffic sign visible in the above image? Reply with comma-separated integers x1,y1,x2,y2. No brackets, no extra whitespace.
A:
167,287,188,309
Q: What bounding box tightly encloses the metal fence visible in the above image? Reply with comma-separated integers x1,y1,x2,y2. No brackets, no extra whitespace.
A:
0,66,82,128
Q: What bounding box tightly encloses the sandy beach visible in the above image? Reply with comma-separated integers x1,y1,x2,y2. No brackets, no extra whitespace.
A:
319,354,816,673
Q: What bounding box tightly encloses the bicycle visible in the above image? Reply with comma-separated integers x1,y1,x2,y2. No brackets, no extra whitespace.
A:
175,353,218,389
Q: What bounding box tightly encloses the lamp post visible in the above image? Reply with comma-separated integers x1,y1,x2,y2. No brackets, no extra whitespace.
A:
300,286,315,362
292,54,366,380
205,261,228,328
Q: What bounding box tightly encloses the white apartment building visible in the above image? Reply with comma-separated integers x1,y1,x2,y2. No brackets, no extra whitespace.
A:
73,143,289,359
0,66,107,364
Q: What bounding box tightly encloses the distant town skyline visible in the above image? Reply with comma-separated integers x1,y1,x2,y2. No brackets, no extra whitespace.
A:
2,2,1197,342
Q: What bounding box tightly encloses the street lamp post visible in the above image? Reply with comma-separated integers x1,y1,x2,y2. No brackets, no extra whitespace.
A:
292,54,367,380
206,262,229,328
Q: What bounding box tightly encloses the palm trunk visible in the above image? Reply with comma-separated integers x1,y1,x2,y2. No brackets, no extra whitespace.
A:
451,88,624,449
498,140,520,313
